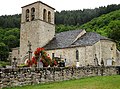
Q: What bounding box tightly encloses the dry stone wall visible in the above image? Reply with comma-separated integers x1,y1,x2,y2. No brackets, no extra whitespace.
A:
0,66,118,88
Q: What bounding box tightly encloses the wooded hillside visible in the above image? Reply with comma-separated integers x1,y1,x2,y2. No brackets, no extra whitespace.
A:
55,4,120,26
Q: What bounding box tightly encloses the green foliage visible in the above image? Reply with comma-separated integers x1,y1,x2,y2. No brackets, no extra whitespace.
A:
56,24,79,33
0,14,21,28
55,4,120,26
4,75,120,89
107,20,120,41
0,42,9,61
3,35,19,51
80,10,120,32
5,28,20,38
0,61,10,67
0,28,20,61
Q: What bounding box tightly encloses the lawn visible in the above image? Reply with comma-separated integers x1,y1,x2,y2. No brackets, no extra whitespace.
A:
0,61,10,67
4,75,120,89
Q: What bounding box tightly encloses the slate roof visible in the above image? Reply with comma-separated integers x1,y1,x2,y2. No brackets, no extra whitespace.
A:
44,30,109,50
71,32,109,47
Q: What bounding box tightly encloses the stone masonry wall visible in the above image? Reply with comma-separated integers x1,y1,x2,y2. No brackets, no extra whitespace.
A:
20,1,55,62
0,66,118,89
101,40,117,65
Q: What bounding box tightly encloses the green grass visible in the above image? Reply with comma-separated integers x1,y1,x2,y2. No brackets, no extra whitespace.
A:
0,61,10,67
4,75,120,89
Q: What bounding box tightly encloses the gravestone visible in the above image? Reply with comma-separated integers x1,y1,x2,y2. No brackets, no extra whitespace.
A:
37,62,43,68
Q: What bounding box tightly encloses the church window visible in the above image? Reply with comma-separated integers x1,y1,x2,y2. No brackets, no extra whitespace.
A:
31,7,35,21
48,11,51,23
43,9,47,21
26,9,29,22
52,53,54,59
76,50,79,62
94,54,98,66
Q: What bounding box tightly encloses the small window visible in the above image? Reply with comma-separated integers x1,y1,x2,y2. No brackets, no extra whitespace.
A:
26,9,29,22
48,11,51,23
111,44,114,50
52,53,54,59
31,7,35,21
94,54,98,66
43,9,47,21
76,50,79,62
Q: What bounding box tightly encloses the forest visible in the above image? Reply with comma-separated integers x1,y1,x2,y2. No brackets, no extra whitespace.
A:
0,4,120,62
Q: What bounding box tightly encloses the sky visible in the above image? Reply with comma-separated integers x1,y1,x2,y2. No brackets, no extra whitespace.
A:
0,0,120,16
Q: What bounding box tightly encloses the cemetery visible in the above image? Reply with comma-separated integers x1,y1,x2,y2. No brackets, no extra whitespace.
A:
0,1,120,88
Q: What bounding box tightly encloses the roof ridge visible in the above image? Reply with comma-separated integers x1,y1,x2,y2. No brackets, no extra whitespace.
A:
72,30,86,44
71,32,87,46
56,29,83,35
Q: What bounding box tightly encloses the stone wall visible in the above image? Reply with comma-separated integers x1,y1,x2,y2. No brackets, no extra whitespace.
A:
46,40,118,67
101,40,117,65
0,66,118,89
46,42,98,66
116,50,120,65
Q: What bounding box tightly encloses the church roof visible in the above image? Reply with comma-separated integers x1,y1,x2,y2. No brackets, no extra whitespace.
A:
44,30,109,50
22,1,55,10
71,32,109,47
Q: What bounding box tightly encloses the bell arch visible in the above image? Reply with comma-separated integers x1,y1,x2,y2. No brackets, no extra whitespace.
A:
48,11,51,23
43,9,47,21
26,9,29,22
31,7,35,21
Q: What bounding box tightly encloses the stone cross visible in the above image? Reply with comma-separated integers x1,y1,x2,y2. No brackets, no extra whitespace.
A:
27,41,32,61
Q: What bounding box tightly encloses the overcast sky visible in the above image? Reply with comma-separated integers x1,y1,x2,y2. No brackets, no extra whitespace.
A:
0,0,120,16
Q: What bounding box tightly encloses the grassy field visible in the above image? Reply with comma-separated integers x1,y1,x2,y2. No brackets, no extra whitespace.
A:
4,75,120,89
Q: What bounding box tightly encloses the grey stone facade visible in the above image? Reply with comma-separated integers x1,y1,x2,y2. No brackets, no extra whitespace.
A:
20,1,55,63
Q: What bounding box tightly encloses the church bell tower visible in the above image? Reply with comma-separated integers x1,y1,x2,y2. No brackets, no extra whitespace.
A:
20,1,55,61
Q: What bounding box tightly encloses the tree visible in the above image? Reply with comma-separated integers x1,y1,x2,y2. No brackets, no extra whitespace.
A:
3,35,19,51
108,20,120,41
5,28,20,38
0,42,9,61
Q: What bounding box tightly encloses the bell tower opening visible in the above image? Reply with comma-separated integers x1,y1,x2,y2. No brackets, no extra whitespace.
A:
26,9,29,22
43,9,47,21
48,11,51,23
31,7,35,21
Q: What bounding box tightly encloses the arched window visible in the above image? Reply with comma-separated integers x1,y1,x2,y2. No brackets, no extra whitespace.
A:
76,50,79,62
26,9,29,22
52,53,54,59
43,9,47,21
31,7,35,21
94,54,98,66
48,11,51,23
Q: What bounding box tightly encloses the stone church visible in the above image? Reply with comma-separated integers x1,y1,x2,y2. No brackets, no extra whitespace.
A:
11,1,120,67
